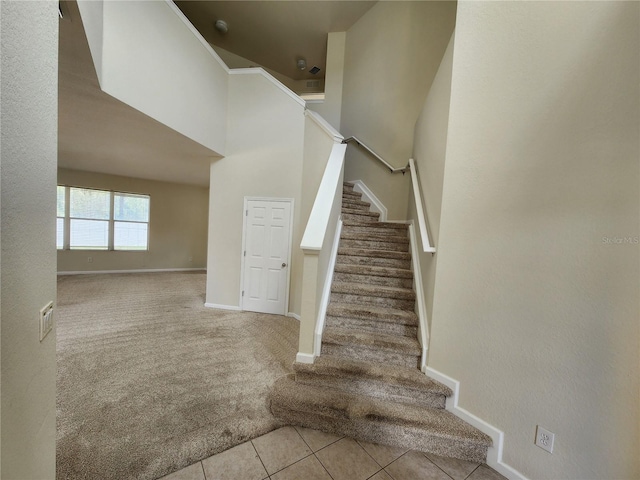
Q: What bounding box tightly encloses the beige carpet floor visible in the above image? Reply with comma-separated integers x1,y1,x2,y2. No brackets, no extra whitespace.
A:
56,272,298,480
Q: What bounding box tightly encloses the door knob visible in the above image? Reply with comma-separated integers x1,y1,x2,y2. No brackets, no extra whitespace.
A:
282,263,287,268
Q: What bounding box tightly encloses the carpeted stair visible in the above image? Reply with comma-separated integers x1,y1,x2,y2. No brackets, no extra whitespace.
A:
270,182,492,463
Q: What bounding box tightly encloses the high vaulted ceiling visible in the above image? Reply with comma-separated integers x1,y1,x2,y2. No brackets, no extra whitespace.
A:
58,1,375,187
175,1,375,81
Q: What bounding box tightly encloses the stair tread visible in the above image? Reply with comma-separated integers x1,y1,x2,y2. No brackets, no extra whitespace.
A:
341,232,409,244
342,220,409,230
323,326,420,354
342,191,362,198
342,196,368,202
334,263,413,279
271,376,491,447
341,208,380,217
338,247,411,260
294,356,452,396
326,303,418,325
332,282,415,300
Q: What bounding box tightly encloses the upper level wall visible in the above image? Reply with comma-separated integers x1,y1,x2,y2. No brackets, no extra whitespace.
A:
429,2,639,478
407,32,455,323
307,32,347,132
78,0,228,155
340,1,456,220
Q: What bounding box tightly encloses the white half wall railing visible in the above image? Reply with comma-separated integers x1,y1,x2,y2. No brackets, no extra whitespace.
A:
297,139,347,364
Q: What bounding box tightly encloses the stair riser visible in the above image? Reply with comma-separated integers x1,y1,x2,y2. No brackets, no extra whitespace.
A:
269,407,488,464
333,272,413,289
342,226,408,237
341,201,371,211
295,373,446,409
342,213,380,223
340,239,409,252
336,255,411,270
331,293,415,310
343,184,355,192
321,343,419,369
342,191,363,200
326,316,418,337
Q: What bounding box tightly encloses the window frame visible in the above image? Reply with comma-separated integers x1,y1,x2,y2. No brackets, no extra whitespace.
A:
57,185,150,252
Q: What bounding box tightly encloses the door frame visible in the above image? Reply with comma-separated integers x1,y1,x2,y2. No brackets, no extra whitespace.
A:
239,196,295,315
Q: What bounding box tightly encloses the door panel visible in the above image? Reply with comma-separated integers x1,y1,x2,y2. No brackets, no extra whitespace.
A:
242,199,292,315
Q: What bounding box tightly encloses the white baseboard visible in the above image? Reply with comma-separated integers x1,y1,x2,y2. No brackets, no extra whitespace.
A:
425,367,528,480
204,303,241,311
296,352,315,364
348,179,388,222
287,312,301,321
58,268,206,275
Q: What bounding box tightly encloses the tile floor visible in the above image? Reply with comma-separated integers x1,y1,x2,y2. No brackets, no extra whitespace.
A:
160,426,508,480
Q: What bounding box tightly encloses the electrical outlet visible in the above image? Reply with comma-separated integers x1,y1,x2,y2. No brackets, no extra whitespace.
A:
87,256,93,263
188,256,193,263
535,425,555,453
39,302,54,341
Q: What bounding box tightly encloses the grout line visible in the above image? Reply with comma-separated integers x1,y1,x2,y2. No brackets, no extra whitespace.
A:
250,440,271,478
365,468,384,480
292,425,314,451
265,452,316,477
313,452,336,480
200,461,207,480
355,439,387,469
464,464,482,480
420,452,456,480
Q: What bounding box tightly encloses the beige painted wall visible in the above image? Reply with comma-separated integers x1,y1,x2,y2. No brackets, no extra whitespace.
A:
57,169,209,272
0,1,58,477
429,2,639,479
307,32,347,131
212,44,324,95
206,74,305,312
408,33,455,325
341,1,457,220
81,0,228,154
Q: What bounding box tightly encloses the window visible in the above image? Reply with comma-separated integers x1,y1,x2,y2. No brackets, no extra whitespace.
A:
57,186,150,251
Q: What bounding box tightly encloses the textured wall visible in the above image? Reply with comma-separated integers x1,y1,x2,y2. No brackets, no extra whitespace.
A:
206,74,305,312
0,1,58,477
57,169,209,272
340,1,457,220
408,33,455,324
80,0,229,154
429,2,639,478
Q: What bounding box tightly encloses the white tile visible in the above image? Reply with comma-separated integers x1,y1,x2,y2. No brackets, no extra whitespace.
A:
251,426,312,475
202,441,268,480
159,462,205,480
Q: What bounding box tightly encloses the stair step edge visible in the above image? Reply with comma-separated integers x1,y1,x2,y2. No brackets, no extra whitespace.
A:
323,326,420,354
294,356,452,396
271,376,492,447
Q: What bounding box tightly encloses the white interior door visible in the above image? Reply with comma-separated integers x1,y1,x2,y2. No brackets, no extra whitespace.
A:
242,199,292,315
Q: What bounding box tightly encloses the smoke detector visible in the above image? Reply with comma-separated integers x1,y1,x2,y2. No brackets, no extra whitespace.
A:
214,19,228,34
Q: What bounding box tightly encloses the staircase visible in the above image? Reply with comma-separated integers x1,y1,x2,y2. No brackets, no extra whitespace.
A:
270,182,492,462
